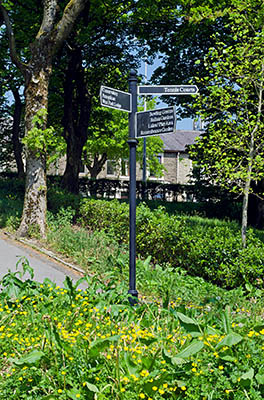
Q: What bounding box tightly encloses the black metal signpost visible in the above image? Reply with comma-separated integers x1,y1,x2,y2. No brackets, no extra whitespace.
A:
138,85,198,96
127,70,138,304
100,85,131,112
100,73,198,305
136,106,176,138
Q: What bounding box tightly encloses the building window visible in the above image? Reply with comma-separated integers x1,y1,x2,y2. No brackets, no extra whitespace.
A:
121,159,129,177
106,160,116,176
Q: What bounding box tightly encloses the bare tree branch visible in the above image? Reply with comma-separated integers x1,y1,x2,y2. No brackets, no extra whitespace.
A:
51,0,90,57
36,0,58,39
0,3,27,75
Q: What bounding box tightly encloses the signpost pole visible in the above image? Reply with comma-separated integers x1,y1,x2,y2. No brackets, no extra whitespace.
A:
128,70,138,305
100,79,198,303
142,62,147,200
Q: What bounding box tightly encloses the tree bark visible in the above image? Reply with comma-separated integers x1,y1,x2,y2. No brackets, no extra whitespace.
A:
61,45,92,193
18,65,51,237
62,136,85,194
11,87,25,179
241,179,250,248
241,125,255,248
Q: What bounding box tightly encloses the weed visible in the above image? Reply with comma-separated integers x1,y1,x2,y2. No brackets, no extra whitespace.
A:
0,261,263,399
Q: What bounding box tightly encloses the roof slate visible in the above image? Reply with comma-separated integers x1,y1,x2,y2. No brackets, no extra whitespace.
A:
160,130,202,152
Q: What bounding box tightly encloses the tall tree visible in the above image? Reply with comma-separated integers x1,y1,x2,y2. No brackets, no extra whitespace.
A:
58,0,141,193
133,1,231,119
0,0,89,237
189,0,264,247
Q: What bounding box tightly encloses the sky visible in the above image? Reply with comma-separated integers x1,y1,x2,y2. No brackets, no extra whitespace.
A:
137,60,194,131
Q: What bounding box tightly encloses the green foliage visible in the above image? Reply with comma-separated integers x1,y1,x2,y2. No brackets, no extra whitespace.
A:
189,0,264,245
83,99,164,179
0,177,262,290
0,258,264,399
47,185,81,215
0,178,24,230
79,198,264,289
79,198,129,242
47,206,128,278
22,109,66,166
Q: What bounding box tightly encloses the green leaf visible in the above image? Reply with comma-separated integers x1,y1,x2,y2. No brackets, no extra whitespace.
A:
239,368,254,387
206,326,221,336
162,349,186,366
12,350,45,366
216,333,243,349
241,368,254,381
176,312,201,337
176,312,198,325
67,388,82,400
222,305,232,334
256,373,264,385
141,355,155,370
176,340,204,359
124,352,140,376
220,354,237,362
89,335,120,358
83,382,99,392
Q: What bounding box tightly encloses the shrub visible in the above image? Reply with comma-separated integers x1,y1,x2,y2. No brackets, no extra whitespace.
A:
79,198,129,241
47,186,81,215
78,198,264,289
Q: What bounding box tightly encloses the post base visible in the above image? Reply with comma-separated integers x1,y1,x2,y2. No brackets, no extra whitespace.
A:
128,289,138,306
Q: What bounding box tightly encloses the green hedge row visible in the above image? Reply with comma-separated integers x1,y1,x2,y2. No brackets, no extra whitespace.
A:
79,198,264,289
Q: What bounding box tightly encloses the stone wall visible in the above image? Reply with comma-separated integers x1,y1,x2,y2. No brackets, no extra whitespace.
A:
163,152,192,184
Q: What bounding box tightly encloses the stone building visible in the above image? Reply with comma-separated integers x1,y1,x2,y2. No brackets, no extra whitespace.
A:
49,129,201,184
160,130,201,184
86,129,201,184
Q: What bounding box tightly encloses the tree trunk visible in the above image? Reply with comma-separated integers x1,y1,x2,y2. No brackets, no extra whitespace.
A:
241,181,250,248
17,67,51,238
61,136,83,194
241,127,255,248
11,87,24,179
86,153,107,179
61,45,91,193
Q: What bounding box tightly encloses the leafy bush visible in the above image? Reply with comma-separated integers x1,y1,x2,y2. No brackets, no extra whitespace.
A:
47,186,81,215
47,208,128,277
79,198,264,289
0,176,25,200
0,194,23,231
79,198,129,242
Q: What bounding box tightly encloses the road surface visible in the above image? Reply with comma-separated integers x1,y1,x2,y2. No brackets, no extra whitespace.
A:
0,231,86,288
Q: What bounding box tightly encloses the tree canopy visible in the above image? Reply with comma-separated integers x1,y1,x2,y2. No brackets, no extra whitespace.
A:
189,0,264,246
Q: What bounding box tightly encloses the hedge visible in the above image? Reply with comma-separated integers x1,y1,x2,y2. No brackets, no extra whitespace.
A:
79,198,264,289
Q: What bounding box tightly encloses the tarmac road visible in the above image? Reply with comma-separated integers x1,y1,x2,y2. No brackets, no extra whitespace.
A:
0,230,87,288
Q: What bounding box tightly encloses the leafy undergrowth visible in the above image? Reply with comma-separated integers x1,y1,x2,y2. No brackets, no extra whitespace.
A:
0,259,264,400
